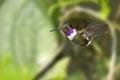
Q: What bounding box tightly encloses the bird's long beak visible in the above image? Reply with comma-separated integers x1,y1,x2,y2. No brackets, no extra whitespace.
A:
49,28,63,32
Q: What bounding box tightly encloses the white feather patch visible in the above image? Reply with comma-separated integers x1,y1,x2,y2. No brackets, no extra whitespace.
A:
67,29,77,40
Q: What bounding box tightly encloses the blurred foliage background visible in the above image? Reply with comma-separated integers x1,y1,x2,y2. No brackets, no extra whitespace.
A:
0,0,120,80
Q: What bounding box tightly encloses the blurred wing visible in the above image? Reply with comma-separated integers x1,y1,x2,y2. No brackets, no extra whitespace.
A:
83,23,109,38
65,18,91,30
77,18,91,30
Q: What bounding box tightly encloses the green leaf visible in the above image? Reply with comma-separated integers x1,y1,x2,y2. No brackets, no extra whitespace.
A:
41,57,70,80
99,0,110,20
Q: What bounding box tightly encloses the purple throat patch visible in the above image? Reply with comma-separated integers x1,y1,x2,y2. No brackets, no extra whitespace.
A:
63,29,74,36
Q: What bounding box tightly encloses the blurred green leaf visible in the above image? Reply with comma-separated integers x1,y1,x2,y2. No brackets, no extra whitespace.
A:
99,0,110,20
0,0,59,80
41,57,70,80
48,0,100,17
0,0,5,7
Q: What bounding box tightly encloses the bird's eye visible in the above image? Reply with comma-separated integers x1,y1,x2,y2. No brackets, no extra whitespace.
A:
62,23,72,29
66,24,71,28
66,25,69,28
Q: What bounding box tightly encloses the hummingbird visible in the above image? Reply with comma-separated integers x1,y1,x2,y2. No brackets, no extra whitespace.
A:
34,22,109,80
50,21,109,46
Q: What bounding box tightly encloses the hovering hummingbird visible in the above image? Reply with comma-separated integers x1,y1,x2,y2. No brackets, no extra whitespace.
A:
50,20,109,46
